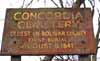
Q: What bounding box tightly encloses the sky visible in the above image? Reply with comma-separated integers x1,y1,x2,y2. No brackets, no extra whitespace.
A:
0,0,100,61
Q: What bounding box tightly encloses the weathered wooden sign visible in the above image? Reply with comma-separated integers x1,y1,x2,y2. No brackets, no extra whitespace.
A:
1,8,96,55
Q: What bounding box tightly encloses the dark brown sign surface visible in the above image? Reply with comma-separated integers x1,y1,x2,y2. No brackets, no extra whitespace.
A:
1,8,96,55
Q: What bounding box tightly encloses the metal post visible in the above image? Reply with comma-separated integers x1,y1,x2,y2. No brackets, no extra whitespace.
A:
92,55,96,61
79,55,91,61
11,56,21,61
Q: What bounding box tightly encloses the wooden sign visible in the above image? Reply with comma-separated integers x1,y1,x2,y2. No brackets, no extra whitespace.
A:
1,8,96,55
